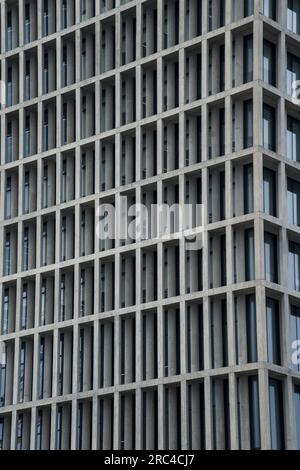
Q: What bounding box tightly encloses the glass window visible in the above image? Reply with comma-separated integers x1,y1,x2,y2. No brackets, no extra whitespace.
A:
81,96,87,138
80,153,86,197
80,269,85,317
25,60,31,100
244,0,254,16
220,171,226,220
290,305,300,372
289,241,300,291
6,122,13,163
208,50,212,97
288,0,300,35
287,115,300,162
24,116,30,157
245,228,255,281
264,232,278,283
80,211,86,256
269,379,285,450
60,275,65,321
62,104,67,144
58,333,64,395
220,234,227,287
24,3,30,43
263,167,277,217
263,104,276,151
219,0,226,27
219,45,225,92
42,222,47,266
219,108,225,156
21,285,28,330
294,385,300,449
7,67,12,107
23,227,29,271
56,407,62,450
40,280,47,326
36,410,43,450
5,177,11,220
244,35,253,83
79,329,84,392
38,338,45,399
19,342,26,403
61,160,67,203
288,178,300,226
43,0,49,37
7,11,12,51
62,46,67,87
61,217,66,261
266,298,281,365
24,171,30,213
4,233,11,276
248,376,261,449
0,345,6,407
244,100,253,148
287,53,300,97
43,109,49,151
60,274,66,321
77,403,83,449
232,41,236,87
42,165,48,208
2,288,9,335
43,52,49,94
263,40,276,86
16,414,23,450
0,418,4,449
62,0,67,29
81,0,87,19
81,38,86,80
264,0,277,19
246,294,257,363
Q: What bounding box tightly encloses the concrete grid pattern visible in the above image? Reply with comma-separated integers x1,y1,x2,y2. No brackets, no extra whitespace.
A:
0,0,300,450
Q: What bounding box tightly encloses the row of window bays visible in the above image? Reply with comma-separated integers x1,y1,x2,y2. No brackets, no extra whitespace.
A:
5,140,300,217
1,371,299,450
3,79,300,172
3,0,290,55
2,87,300,207
3,21,300,124
3,148,300,265
1,287,300,398
1,216,300,356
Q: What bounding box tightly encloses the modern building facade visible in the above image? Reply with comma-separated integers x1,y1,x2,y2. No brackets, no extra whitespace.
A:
1,0,300,451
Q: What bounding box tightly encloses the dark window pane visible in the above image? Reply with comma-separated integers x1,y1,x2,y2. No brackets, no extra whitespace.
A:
244,164,254,214
244,35,253,83
289,241,300,291
263,104,276,151
263,167,277,217
263,40,276,86
248,376,261,449
287,115,300,162
245,228,255,281
269,379,285,450
246,294,257,363
288,178,300,226
266,298,281,365
264,232,278,283
244,100,253,148
288,0,300,35
294,385,300,449
264,0,277,20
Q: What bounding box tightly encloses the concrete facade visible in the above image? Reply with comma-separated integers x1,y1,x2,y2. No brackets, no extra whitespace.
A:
0,0,300,450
